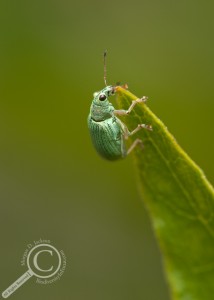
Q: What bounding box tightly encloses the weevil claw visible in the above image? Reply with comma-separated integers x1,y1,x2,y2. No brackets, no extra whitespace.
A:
141,96,148,102
140,124,153,131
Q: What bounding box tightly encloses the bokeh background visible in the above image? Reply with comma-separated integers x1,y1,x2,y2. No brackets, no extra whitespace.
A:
1,1,213,299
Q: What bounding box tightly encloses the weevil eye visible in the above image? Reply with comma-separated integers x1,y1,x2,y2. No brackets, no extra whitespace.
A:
99,94,107,101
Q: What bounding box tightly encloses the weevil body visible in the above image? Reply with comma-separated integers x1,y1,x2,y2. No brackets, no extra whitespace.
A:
87,52,152,161
88,86,126,160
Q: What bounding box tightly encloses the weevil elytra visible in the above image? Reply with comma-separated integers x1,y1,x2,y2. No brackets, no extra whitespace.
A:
88,51,152,161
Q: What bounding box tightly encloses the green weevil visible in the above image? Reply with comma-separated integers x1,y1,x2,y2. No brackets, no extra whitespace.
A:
88,51,152,161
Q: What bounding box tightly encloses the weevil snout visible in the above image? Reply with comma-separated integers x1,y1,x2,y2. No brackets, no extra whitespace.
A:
108,85,115,95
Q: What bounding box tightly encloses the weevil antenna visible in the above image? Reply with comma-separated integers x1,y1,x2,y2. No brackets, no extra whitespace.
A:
103,50,107,86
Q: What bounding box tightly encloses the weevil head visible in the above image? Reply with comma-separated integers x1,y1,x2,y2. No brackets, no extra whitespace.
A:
92,86,115,106
90,86,115,121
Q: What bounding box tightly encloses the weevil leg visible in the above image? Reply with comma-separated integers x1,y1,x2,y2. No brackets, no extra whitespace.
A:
121,123,152,140
122,123,152,156
129,123,152,135
114,96,148,116
119,119,152,140
119,120,152,157
127,139,144,155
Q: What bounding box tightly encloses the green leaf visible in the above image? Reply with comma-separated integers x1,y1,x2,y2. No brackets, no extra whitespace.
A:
116,86,214,300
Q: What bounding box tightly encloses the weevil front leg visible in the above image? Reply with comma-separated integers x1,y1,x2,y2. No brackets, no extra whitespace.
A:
114,96,148,116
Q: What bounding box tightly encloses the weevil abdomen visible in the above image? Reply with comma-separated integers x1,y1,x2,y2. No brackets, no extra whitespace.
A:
88,116,126,160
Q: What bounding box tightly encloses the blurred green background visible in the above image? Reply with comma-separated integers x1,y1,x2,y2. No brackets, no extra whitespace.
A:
0,1,213,299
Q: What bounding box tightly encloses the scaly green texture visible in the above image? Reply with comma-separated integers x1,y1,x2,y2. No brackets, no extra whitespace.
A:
116,86,214,300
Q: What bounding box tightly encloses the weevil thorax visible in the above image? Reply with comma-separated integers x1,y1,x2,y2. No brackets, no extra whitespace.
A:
90,85,115,122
